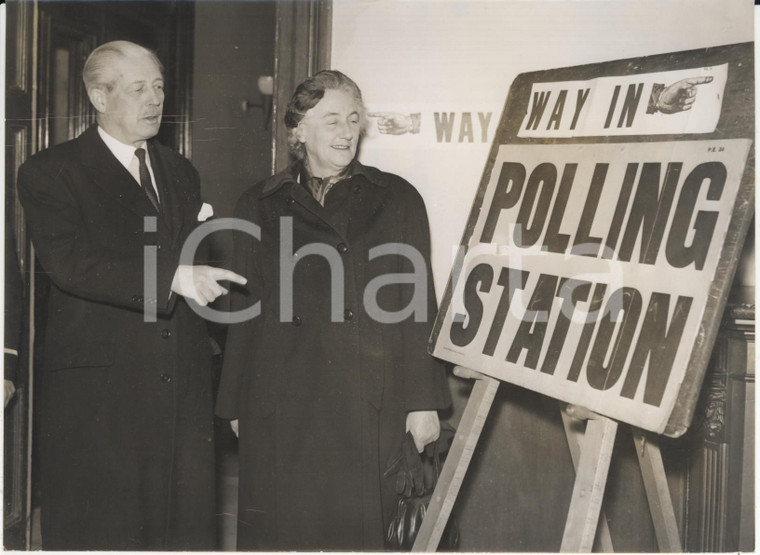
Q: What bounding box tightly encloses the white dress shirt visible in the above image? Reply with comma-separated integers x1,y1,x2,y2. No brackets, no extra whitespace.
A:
98,126,161,203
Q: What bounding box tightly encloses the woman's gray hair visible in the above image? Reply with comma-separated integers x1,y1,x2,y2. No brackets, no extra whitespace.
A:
284,70,367,161
83,41,164,93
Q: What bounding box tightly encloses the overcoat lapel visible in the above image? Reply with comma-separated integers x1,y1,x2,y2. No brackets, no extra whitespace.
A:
283,171,351,241
78,126,174,240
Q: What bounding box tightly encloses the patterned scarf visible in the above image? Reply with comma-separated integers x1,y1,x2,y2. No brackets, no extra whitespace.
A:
302,163,352,206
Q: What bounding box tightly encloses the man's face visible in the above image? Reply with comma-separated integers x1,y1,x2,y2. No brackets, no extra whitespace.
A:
298,88,361,177
97,52,164,147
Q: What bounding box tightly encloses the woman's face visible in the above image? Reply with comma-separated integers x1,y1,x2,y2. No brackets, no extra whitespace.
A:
297,88,361,177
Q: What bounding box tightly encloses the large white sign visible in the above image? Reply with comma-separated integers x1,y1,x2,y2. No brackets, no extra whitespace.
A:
431,140,751,434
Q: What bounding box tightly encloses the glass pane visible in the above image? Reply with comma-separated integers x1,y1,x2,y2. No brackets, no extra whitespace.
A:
51,47,70,146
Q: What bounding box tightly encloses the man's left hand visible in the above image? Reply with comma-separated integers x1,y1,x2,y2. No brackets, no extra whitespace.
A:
406,410,440,452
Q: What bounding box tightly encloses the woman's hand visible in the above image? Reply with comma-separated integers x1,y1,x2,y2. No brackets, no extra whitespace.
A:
452,365,486,380
406,410,440,452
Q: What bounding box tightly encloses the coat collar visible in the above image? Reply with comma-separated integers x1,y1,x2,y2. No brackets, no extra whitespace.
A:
96,126,146,169
77,125,158,215
258,159,388,199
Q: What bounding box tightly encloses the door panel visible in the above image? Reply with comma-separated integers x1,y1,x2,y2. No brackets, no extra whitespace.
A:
4,0,36,548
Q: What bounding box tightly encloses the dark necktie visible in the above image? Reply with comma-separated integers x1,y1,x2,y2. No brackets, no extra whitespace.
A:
134,148,160,212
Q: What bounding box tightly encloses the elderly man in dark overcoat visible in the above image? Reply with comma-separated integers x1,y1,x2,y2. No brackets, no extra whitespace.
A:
216,70,451,550
17,40,244,550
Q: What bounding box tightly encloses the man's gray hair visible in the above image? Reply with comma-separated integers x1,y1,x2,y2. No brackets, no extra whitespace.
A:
82,41,164,93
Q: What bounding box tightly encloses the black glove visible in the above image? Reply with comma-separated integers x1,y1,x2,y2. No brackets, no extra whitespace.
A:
384,431,425,498
384,426,460,550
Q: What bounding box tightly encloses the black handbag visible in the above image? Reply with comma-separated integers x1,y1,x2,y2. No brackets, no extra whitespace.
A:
384,425,459,550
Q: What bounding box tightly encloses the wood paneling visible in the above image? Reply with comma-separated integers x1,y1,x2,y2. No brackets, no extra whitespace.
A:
686,292,755,552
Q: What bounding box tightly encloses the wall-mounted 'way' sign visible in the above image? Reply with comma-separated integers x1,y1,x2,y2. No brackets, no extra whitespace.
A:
431,43,754,437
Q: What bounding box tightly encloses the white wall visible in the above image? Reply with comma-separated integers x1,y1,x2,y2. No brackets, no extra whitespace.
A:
331,0,754,297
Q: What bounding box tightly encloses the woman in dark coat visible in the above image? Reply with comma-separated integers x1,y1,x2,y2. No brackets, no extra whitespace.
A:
216,70,451,550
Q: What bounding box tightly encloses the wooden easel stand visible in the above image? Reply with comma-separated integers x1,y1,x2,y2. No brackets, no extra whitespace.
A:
412,376,500,552
413,378,683,552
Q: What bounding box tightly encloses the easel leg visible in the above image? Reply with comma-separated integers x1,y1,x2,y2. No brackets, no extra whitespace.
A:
561,410,615,552
412,376,500,552
631,429,682,552
560,415,618,552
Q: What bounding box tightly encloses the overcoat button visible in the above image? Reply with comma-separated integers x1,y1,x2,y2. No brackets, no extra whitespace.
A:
286,198,295,206
161,328,172,339
337,243,348,254
160,373,172,383
353,184,361,194
344,309,353,321
292,316,302,326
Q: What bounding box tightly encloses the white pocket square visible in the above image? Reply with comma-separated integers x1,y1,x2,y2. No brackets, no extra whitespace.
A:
197,203,214,222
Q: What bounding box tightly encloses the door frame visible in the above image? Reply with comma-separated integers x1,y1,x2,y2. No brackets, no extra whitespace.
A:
5,0,38,548
272,0,332,173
